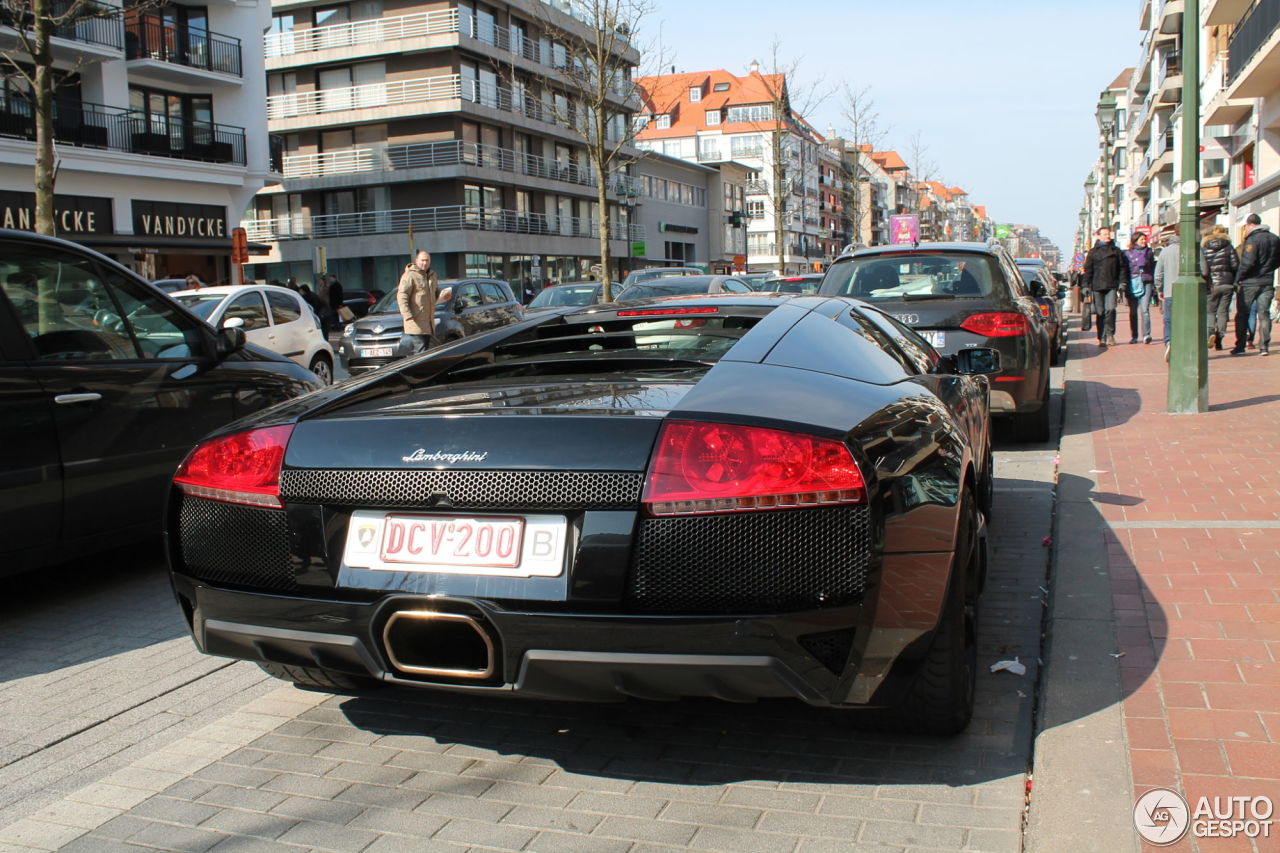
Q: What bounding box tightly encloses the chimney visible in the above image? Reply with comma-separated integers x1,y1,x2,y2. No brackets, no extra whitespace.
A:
749,60,759,74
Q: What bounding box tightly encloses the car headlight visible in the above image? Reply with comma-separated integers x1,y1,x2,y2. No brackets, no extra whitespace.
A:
343,325,355,338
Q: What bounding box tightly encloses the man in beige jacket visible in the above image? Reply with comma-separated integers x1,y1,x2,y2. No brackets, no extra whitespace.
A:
397,250,440,353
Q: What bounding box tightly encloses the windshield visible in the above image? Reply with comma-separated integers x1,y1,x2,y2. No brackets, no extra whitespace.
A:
616,279,715,301
529,285,599,308
822,253,999,300
173,293,224,320
1018,268,1039,285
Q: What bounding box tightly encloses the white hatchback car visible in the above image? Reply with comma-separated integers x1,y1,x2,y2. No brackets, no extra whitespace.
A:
172,285,335,384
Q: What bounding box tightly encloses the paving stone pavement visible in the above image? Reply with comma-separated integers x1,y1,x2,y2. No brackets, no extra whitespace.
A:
0,377,1063,852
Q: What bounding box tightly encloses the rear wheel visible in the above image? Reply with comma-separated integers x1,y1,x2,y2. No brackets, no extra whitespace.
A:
895,493,979,735
257,662,376,693
1011,375,1050,443
308,353,333,385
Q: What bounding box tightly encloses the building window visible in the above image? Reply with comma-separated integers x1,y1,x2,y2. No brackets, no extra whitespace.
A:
705,110,720,126
726,104,773,123
730,134,762,157
313,5,347,26
656,114,671,129
713,82,729,92
688,86,701,102
662,139,680,157
748,201,765,219
633,114,650,132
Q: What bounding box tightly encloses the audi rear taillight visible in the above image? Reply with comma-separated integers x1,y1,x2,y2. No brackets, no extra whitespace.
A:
642,421,865,516
173,425,294,508
1038,304,1051,318
961,312,1031,337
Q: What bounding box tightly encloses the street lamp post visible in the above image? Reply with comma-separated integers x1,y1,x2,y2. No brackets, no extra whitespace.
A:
1084,173,1098,238
1168,0,1207,413
1096,91,1118,233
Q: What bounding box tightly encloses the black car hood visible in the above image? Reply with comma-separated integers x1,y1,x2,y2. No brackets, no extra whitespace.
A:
284,375,698,471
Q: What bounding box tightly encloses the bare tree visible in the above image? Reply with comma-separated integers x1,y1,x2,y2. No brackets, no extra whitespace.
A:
532,0,657,301
0,0,138,235
838,84,885,247
747,41,826,275
905,130,938,216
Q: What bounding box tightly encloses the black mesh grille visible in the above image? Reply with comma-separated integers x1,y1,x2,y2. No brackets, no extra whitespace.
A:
798,628,857,675
628,506,871,613
280,469,642,510
178,497,296,591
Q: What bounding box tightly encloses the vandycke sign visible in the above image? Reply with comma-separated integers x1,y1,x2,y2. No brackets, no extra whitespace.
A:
0,191,114,235
132,201,227,239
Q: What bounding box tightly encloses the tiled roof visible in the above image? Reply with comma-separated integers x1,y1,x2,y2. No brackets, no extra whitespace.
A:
870,150,908,171
1108,67,1135,91
635,69,789,140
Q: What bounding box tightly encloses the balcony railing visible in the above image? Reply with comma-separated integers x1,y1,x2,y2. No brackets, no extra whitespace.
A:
0,97,246,165
268,74,461,119
242,204,645,242
1,2,125,50
126,13,242,76
1228,0,1280,82
265,8,457,57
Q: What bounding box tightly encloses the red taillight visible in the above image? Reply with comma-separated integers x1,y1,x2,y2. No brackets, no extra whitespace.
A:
642,421,866,516
1038,304,1051,318
617,307,718,317
673,318,707,329
173,425,294,508
960,312,1031,337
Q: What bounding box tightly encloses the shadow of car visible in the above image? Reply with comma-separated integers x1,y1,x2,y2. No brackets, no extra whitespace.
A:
339,278,524,374
0,228,324,576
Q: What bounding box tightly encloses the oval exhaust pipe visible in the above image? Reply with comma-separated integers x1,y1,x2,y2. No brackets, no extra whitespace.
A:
382,610,495,680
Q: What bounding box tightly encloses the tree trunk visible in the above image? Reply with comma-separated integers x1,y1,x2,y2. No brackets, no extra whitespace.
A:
773,129,786,274
33,0,58,236
596,156,613,301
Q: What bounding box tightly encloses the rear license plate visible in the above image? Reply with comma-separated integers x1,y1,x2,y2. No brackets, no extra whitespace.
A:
922,330,945,347
342,510,566,577
361,346,395,357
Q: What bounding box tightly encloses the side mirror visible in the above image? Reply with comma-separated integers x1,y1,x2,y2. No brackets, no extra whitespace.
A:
1029,281,1047,297
222,316,245,329
215,326,246,360
1057,285,1068,298
955,347,1001,376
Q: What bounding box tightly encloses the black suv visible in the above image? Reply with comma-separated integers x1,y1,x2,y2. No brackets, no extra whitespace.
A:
820,241,1053,442
339,278,523,374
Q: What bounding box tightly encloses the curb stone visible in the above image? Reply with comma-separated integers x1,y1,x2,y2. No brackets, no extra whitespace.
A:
0,687,329,851
1023,352,1139,853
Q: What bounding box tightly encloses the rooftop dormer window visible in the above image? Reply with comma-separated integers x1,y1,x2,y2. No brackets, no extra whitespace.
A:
689,86,701,102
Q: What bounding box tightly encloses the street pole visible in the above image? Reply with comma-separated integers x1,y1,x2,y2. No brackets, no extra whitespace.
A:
1102,136,1112,232
1168,0,1207,413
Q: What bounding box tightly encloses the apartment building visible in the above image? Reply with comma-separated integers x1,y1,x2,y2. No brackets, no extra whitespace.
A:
634,66,826,274
1125,4,1183,234
630,151,750,273
247,0,642,289
0,1,274,283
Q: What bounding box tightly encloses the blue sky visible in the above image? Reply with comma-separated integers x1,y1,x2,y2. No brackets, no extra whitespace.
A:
644,0,1140,255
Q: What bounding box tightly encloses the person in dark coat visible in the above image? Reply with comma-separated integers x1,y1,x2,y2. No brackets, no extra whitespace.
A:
1082,226,1131,347
325,274,344,314
1200,225,1238,351
1123,232,1157,343
1231,213,1278,355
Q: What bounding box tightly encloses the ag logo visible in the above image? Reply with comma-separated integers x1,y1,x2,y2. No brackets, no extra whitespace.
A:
356,525,376,548
1134,788,1190,845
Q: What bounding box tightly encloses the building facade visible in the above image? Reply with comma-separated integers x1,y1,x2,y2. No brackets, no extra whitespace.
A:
630,151,749,273
0,0,275,283
634,66,827,274
247,0,642,290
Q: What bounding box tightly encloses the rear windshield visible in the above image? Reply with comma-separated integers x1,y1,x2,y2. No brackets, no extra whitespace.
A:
425,308,768,384
822,253,1000,300
529,285,600,308
173,293,223,320
759,277,821,294
616,278,715,301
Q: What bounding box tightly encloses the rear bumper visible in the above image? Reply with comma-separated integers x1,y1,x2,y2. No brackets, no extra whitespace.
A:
170,576,938,709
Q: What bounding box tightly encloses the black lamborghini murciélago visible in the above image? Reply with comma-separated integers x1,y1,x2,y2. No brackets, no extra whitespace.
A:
168,293,998,734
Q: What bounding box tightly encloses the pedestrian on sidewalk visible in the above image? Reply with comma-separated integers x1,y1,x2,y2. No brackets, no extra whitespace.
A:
397,249,441,354
1123,232,1156,343
1230,213,1278,356
1082,226,1130,347
1154,228,1180,358
1200,224,1238,351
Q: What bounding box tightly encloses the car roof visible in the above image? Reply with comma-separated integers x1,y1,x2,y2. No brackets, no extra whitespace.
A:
1015,258,1047,266
172,284,300,297
843,241,1001,258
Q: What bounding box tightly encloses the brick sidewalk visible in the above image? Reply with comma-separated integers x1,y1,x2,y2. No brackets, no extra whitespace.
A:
1074,306,1280,852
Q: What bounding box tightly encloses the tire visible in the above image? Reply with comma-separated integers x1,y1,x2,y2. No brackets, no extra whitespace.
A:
1011,376,1050,443
895,494,979,736
978,447,995,519
1049,335,1063,367
257,662,375,693
308,353,333,385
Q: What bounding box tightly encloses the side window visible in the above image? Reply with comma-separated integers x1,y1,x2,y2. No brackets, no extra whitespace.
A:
722,279,750,293
266,290,302,324
2,245,139,360
100,270,199,359
1000,255,1029,296
455,284,481,308
224,292,269,330
861,308,940,374
478,282,506,304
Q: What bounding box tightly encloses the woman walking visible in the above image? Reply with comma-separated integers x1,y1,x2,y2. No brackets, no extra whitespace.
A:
1201,224,1238,350
1123,232,1157,343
